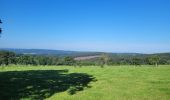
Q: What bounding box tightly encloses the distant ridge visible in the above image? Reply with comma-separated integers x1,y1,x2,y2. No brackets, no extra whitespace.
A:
0,48,170,58
0,48,103,57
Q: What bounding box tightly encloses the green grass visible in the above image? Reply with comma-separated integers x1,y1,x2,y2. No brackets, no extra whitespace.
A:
0,65,170,100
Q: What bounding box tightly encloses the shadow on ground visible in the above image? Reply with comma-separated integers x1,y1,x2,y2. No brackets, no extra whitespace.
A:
0,69,96,100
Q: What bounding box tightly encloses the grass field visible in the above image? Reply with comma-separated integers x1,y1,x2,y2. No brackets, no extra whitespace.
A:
0,65,170,100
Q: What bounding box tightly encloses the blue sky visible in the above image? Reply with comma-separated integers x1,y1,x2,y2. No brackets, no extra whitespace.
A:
0,0,170,53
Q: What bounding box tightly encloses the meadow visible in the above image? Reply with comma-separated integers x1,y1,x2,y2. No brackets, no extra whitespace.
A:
0,65,170,100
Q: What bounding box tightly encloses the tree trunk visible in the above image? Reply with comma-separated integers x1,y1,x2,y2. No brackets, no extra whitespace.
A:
155,63,158,67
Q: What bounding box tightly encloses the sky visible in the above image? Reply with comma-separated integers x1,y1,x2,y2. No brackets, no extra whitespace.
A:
0,0,170,53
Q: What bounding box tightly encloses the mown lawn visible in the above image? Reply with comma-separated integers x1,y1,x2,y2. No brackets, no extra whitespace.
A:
0,65,170,100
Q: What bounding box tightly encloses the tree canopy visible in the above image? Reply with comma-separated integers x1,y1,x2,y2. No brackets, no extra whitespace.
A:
0,51,169,66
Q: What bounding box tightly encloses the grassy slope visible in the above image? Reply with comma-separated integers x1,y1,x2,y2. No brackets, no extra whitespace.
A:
0,65,170,100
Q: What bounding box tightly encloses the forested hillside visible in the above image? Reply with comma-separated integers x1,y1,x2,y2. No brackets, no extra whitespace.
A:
0,49,170,66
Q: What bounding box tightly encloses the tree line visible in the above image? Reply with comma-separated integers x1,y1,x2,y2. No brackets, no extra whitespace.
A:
0,51,75,66
0,51,170,67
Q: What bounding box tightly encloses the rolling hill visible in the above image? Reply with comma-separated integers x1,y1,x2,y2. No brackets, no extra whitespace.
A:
0,48,170,61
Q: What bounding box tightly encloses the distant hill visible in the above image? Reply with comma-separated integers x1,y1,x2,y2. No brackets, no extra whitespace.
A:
0,48,103,57
0,48,170,60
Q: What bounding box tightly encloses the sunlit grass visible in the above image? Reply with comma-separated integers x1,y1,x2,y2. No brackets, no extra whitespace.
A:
0,65,170,100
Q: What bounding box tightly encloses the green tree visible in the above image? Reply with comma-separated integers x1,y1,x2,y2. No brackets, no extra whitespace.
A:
77,60,82,67
0,51,16,65
131,57,141,66
149,55,160,67
38,56,47,65
97,57,105,68
97,53,109,67
7,52,16,64
166,60,170,64
0,51,8,65
102,53,109,65
51,57,59,65
63,56,75,66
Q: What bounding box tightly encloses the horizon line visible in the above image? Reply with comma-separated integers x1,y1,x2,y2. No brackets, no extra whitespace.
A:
0,47,170,54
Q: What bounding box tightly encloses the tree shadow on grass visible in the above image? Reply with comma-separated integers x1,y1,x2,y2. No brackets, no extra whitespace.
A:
0,69,96,100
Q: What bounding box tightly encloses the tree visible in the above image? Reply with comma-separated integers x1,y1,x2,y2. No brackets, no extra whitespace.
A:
0,51,16,65
51,57,59,65
131,57,141,66
63,56,75,66
106,57,114,65
167,60,170,65
148,55,160,67
97,56,105,68
102,53,109,65
7,52,16,64
38,56,47,65
76,60,82,67
98,53,109,67
0,51,8,65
